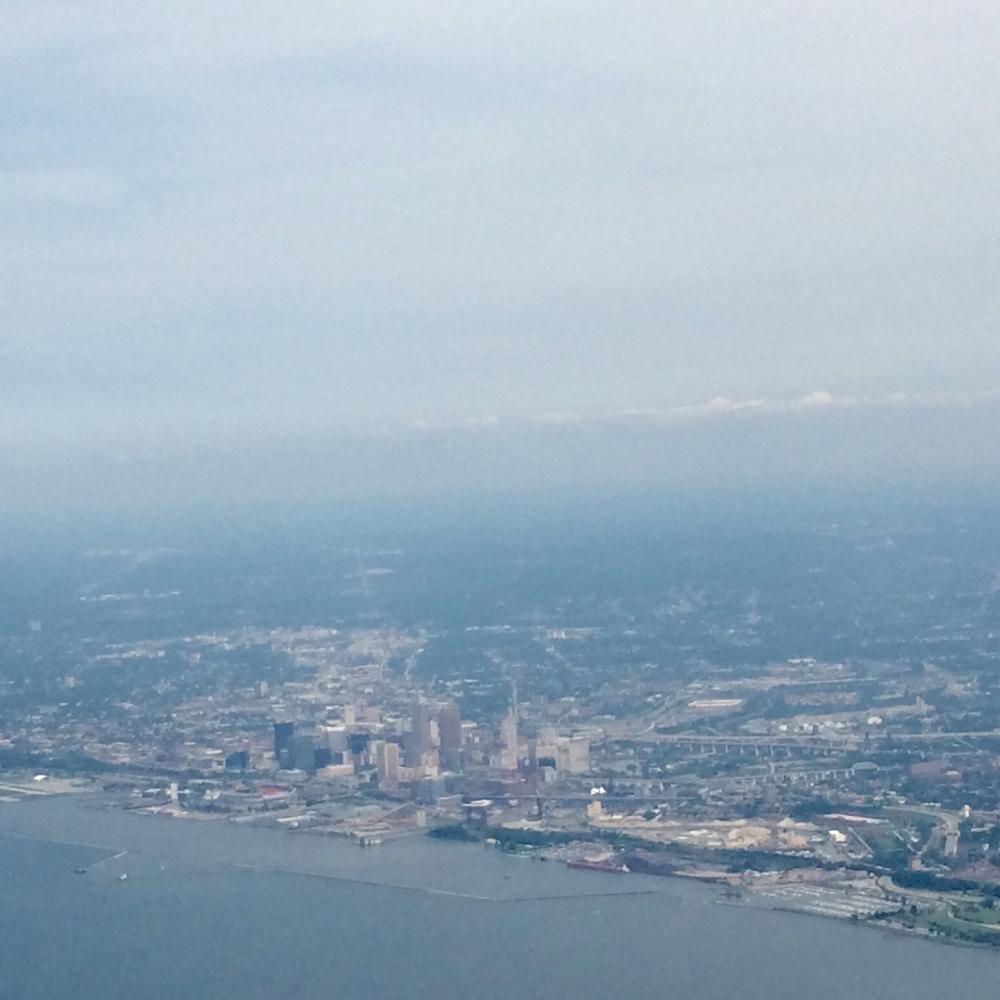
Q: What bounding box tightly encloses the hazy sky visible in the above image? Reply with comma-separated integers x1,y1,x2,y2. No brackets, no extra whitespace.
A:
3,3,999,504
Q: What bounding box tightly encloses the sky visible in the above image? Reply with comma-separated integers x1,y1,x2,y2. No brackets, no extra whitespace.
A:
3,2,999,509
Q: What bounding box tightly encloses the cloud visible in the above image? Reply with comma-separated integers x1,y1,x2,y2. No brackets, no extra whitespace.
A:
611,388,1000,427
789,390,837,410
398,388,998,439
623,388,1000,423
612,390,844,422
462,414,500,429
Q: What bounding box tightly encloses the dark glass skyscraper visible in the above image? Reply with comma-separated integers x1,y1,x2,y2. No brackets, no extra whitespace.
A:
273,721,294,760
438,701,464,771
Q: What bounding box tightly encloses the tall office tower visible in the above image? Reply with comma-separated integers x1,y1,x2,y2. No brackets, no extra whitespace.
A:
273,721,294,761
499,680,519,772
438,702,462,750
405,699,432,766
438,701,464,771
376,740,401,791
499,710,519,772
291,734,317,773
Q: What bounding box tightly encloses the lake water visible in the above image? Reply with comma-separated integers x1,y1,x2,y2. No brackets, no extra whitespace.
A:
1,795,997,999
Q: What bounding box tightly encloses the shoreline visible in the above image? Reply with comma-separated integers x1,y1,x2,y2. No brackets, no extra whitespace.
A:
5,788,1000,950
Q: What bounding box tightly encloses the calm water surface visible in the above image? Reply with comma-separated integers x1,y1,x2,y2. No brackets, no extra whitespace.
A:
0,796,997,1000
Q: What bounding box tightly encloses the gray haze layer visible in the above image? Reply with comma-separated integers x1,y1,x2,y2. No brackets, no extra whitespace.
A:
3,4,999,505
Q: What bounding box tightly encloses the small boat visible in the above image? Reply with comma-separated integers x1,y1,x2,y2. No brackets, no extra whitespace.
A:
75,867,88,875
118,873,129,881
